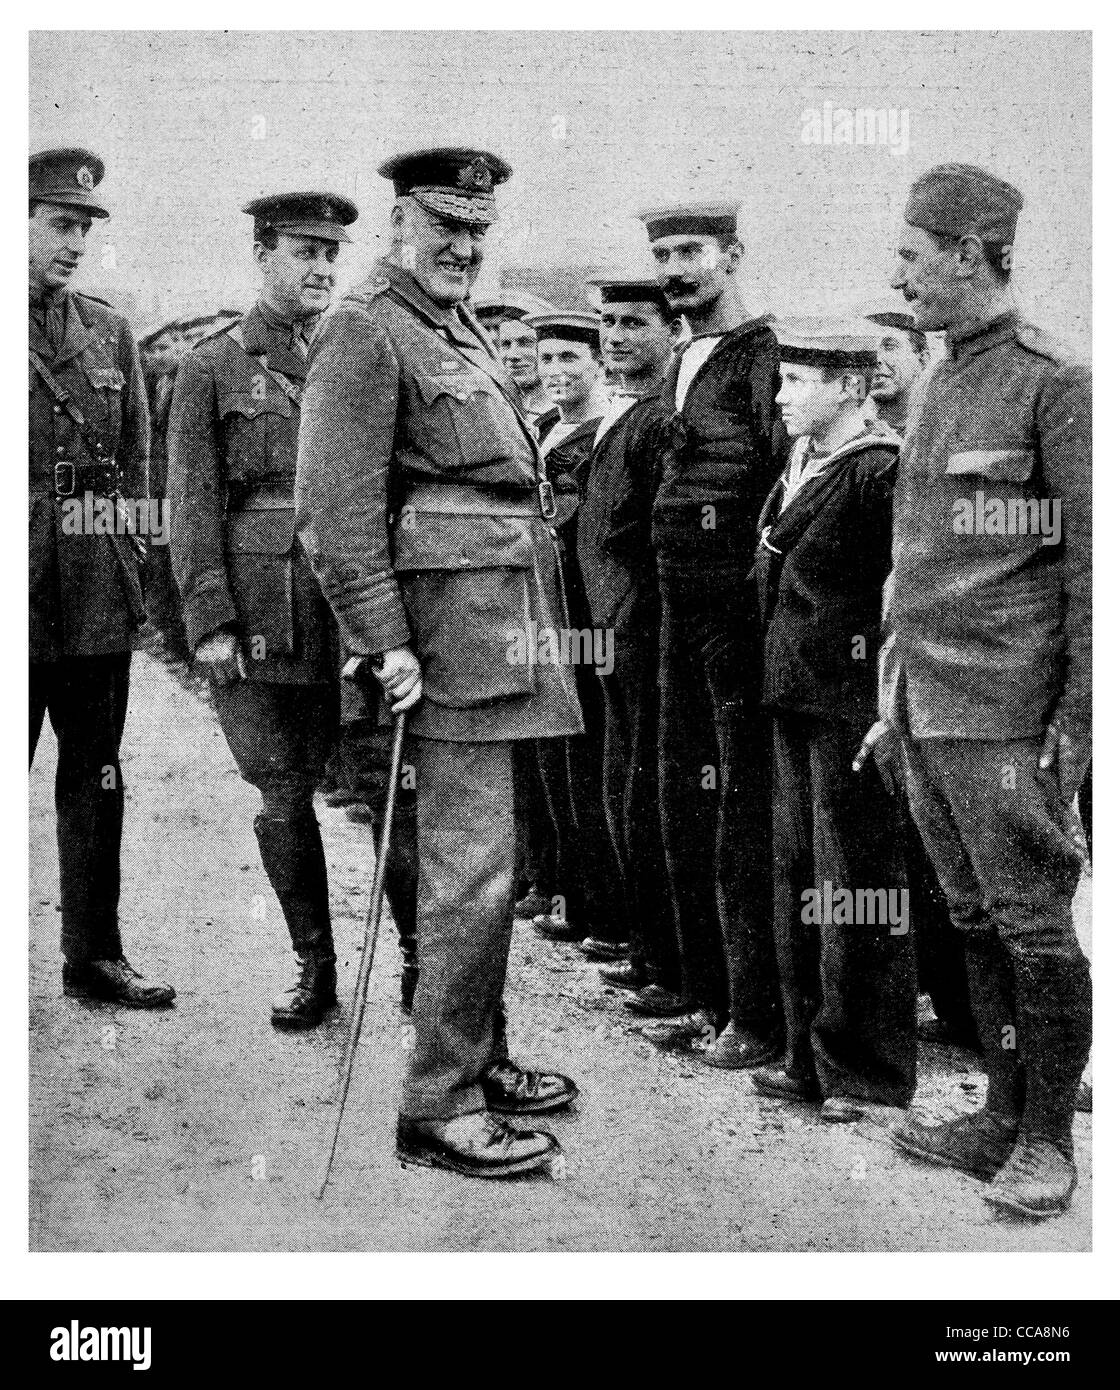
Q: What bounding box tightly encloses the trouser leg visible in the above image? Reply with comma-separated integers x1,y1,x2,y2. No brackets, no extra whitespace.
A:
918,737,1091,1153
612,626,680,989
771,715,819,1081
905,812,975,1040
338,719,419,1004
213,679,337,959
902,733,1021,1118
809,719,916,1106
402,738,517,1121
32,654,130,963
698,595,780,1039
568,661,628,940
535,735,583,923
600,668,635,937
657,583,725,1019
515,749,556,897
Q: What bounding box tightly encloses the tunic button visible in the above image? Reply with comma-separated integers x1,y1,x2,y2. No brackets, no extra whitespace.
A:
52,405,61,414
57,445,65,455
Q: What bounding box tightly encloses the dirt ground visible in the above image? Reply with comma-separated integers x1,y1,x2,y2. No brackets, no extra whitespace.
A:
29,642,1092,1253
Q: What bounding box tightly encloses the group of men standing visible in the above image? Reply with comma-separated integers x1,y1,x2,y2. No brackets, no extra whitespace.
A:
29,141,1090,1217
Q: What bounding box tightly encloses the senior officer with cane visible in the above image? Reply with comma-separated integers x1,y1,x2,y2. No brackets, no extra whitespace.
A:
297,148,582,1180
29,148,174,1008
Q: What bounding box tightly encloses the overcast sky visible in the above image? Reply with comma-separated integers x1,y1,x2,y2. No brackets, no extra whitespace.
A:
30,30,1090,347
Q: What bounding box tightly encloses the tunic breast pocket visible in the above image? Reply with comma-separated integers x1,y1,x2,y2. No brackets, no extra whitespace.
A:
943,446,1047,552
415,371,518,469
225,507,295,658
944,448,1034,484
218,390,294,484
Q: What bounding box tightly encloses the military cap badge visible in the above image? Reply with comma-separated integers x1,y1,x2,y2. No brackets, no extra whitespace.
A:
76,165,95,192
458,157,493,193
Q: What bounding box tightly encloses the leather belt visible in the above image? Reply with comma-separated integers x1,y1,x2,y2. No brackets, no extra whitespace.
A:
405,480,551,519
227,480,295,510
51,459,121,499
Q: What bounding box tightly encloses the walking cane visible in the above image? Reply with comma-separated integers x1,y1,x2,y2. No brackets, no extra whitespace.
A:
316,703,408,1199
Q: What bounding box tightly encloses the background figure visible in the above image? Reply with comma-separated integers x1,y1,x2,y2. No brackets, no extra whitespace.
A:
138,319,190,659
526,312,626,957
473,289,556,422
640,201,787,1067
582,277,683,1011
29,147,174,1008
753,318,916,1119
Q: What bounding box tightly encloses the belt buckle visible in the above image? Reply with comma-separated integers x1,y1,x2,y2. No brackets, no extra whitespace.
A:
54,461,76,498
538,480,557,521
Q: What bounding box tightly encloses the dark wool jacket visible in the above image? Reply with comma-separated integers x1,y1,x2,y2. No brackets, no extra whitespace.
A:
167,301,335,683
655,316,788,575
576,394,667,633
756,431,898,725
30,289,149,662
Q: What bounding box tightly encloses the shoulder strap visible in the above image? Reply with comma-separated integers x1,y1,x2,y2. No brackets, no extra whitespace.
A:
226,323,303,407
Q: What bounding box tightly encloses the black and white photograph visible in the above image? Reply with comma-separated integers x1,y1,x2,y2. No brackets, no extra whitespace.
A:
20,18,1102,1302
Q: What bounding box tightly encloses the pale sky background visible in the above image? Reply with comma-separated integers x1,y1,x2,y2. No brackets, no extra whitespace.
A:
30,30,1090,348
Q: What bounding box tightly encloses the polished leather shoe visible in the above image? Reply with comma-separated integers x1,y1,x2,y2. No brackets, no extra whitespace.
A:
752,1064,819,1102
624,984,689,1017
531,912,584,942
63,958,175,1009
893,1109,1017,1181
820,1095,865,1123
600,961,649,991
703,1023,781,1070
639,1009,717,1051
579,936,629,962
482,1059,578,1115
984,1135,1077,1219
515,885,553,919
396,1111,560,1179
271,954,337,1029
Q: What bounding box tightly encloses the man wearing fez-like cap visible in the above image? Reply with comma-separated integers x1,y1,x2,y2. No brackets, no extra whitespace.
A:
518,311,624,959
855,163,1092,1218
580,277,683,1012
752,318,916,1123
168,190,359,1029
296,147,582,1179
29,148,176,1008
473,289,556,420
635,199,787,1066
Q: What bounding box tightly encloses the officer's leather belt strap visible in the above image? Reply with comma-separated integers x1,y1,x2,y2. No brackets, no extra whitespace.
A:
405,482,541,517
227,482,295,510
